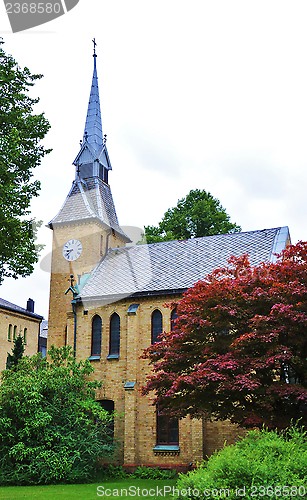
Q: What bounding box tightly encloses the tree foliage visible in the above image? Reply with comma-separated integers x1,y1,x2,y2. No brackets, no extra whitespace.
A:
0,346,114,485
0,38,50,283
6,334,24,370
144,189,241,243
143,242,307,429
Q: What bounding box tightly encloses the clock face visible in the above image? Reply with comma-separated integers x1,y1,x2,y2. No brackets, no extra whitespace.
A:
62,239,83,261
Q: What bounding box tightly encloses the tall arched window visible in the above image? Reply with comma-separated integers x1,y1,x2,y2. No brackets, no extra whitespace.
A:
171,309,178,331
91,315,102,357
151,309,163,344
109,313,120,358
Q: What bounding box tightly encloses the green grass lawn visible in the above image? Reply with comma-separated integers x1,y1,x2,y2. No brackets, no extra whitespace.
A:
0,479,178,500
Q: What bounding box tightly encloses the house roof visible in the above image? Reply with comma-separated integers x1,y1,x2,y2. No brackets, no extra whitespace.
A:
78,226,290,303
0,298,43,320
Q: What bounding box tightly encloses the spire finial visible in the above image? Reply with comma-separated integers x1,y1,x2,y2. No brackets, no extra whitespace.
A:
92,38,97,57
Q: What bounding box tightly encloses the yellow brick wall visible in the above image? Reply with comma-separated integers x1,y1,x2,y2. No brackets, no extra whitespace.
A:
48,222,126,348
49,223,246,467
203,420,246,457
0,309,41,371
67,295,204,469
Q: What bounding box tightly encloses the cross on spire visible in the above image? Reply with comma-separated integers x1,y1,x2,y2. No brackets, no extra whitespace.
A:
92,38,97,57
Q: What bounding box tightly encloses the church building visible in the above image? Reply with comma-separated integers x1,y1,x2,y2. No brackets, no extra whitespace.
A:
47,47,290,470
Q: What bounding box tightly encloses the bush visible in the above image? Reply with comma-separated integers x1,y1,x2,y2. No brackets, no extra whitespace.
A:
132,466,177,480
97,465,128,480
0,347,114,485
176,426,307,499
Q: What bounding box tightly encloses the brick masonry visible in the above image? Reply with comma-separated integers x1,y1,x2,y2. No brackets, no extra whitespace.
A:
48,222,245,469
0,309,41,371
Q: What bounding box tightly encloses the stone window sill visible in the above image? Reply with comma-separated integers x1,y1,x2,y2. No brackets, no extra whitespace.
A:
88,355,100,361
107,354,119,360
153,445,180,456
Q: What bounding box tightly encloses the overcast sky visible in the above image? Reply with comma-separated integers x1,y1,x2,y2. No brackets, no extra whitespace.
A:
1,0,307,318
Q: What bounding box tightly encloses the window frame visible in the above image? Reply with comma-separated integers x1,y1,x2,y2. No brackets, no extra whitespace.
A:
90,315,102,358
108,312,120,359
156,408,179,446
151,309,163,344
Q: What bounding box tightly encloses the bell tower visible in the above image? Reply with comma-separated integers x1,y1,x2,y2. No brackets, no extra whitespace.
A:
47,41,130,348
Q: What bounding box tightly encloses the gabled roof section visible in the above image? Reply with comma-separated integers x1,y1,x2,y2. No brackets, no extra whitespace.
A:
48,178,130,240
79,227,290,301
0,298,43,320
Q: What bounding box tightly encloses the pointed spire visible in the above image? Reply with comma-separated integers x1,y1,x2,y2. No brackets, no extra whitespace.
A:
83,39,103,152
73,40,112,179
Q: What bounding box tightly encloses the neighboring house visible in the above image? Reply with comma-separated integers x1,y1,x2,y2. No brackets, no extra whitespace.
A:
47,48,291,470
0,298,43,371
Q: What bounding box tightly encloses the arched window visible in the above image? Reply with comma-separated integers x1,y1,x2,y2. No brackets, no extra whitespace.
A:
151,309,163,344
171,309,178,331
7,324,12,341
13,325,17,340
91,315,102,356
109,313,120,358
23,328,27,345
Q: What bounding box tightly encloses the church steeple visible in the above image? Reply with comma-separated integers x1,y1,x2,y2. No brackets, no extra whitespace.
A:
73,40,112,183
83,40,103,151
49,41,130,243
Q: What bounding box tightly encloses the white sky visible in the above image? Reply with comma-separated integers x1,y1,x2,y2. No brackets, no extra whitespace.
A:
1,0,307,318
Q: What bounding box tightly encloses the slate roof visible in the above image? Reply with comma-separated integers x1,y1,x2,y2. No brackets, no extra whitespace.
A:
78,226,290,303
73,52,112,171
48,178,130,241
0,298,43,320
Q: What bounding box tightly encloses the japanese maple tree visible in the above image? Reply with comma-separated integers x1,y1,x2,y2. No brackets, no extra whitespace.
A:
142,242,307,429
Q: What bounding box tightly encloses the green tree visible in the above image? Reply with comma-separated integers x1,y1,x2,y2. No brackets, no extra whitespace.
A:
0,346,114,485
6,333,25,370
0,38,51,283
144,189,241,243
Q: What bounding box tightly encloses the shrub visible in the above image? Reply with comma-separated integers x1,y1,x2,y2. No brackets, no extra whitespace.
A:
176,426,307,499
0,347,114,485
132,466,177,480
97,465,128,480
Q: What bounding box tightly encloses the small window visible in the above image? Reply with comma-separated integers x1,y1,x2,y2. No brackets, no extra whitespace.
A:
127,303,139,315
23,328,27,345
108,313,120,357
156,408,179,445
171,309,178,331
13,325,18,340
7,324,12,341
151,309,162,344
91,315,102,356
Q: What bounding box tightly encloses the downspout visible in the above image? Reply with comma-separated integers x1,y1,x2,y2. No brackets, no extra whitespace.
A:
72,299,77,358
65,274,79,359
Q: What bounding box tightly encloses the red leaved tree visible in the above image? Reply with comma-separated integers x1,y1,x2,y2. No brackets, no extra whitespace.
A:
142,242,307,429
